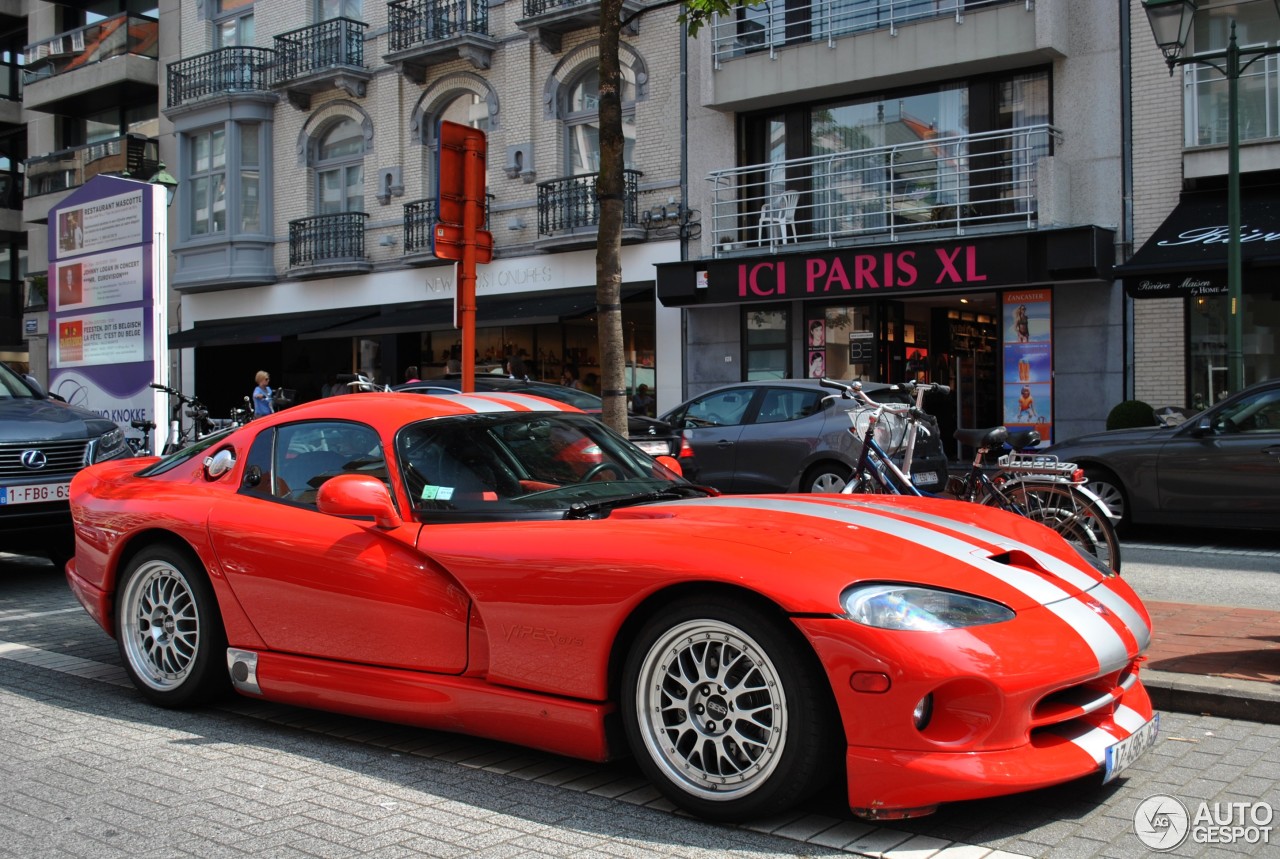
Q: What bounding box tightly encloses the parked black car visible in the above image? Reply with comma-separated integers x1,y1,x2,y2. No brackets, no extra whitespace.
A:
658,379,949,494
0,362,132,564
393,376,685,460
1045,378,1280,531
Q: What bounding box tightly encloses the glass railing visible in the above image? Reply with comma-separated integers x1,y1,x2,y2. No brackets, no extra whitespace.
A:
167,46,277,108
1183,53,1280,147
710,0,1021,66
706,124,1058,253
24,134,158,198
23,14,159,84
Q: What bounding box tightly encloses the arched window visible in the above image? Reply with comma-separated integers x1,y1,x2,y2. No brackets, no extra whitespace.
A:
564,65,635,175
316,117,364,214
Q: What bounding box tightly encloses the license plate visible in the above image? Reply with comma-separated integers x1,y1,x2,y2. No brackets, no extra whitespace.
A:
634,440,670,455
1104,713,1159,783
911,471,938,487
0,482,71,505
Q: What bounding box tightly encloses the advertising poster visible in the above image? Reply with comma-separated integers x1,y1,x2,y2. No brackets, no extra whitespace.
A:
1002,291,1052,442
47,176,168,444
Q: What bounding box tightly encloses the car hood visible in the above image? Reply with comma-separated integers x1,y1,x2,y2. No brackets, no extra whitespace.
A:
1048,424,1174,450
0,397,116,442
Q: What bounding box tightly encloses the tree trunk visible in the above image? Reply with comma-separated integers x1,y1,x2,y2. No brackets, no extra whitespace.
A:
595,0,628,436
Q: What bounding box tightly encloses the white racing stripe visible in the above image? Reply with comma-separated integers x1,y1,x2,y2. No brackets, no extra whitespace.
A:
671,496,1135,673
445,393,575,413
1114,705,1149,734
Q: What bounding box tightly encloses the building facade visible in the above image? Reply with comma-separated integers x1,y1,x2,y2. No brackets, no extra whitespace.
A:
658,0,1128,450
1122,0,1280,411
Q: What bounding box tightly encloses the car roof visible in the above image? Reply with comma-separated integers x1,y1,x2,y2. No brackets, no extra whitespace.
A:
253,391,583,427
682,379,900,397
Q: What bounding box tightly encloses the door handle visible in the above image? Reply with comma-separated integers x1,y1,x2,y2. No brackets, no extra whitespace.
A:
716,440,735,448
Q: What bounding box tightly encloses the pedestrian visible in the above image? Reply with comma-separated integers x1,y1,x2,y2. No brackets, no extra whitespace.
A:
404,365,420,384
505,354,528,380
252,370,274,418
631,384,655,416
561,364,581,389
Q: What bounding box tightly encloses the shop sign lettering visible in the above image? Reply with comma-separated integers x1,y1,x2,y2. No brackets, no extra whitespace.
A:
1157,225,1280,246
738,245,990,298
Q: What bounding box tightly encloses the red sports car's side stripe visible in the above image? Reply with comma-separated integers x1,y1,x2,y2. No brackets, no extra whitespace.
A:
439,393,578,413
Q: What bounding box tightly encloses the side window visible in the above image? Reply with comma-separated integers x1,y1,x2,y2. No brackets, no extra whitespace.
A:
687,389,754,428
273,421,386,507
239,427,276,498
1221,389,1280,433
756,388,822,424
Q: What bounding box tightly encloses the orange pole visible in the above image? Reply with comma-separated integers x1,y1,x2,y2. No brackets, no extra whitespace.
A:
458,134,484,394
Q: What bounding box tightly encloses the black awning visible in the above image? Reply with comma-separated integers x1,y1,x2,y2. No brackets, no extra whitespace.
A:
169,308,376,348
1118,188,1280,298
305,286,653,338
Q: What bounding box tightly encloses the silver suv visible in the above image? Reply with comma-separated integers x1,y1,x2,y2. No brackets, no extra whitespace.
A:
0,362,131,565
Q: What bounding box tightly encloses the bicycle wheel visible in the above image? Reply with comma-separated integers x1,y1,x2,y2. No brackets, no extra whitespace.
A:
986,481,1122,574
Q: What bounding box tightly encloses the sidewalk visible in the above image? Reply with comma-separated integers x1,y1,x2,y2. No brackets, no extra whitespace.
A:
1141,600,1280,725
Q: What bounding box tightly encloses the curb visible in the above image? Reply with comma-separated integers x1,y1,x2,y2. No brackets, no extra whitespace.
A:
1143,668,1280,725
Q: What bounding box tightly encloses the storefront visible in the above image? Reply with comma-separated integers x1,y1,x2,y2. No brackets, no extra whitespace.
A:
656,226,1118,453
1117,187,1280,408
170,241,683,418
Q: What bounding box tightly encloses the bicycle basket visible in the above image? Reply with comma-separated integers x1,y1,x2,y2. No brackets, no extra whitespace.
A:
849,407,911,454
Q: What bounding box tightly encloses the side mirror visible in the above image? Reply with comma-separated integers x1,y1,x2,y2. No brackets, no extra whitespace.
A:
654,454,683,478
23,374,49,399
1190,416,1214,437
317,474,402,529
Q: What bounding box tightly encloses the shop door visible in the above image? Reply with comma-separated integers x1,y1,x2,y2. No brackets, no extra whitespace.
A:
879,301,905,383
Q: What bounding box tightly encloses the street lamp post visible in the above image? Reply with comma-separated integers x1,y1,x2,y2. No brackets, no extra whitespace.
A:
1142,0,1280,395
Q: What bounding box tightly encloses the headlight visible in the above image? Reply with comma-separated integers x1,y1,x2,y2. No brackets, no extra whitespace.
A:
842,584,1014,631
91,427,127,462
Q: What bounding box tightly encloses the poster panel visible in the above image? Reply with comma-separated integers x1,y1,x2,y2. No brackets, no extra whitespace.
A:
1002,290,1052,443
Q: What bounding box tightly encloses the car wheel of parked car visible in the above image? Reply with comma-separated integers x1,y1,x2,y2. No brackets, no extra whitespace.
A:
803,463,851,493
116,545,228,708
621,598,839,822
1083,468,1129,529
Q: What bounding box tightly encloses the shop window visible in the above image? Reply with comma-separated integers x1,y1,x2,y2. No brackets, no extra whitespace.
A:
744,306,789,380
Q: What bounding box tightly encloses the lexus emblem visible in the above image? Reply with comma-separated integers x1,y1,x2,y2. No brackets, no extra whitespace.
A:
20,449,47,470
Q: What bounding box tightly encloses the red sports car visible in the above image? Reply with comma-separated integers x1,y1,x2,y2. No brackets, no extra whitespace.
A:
65,392,1157,822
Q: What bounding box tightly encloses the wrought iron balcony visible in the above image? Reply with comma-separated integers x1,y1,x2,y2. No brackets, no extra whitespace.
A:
386,0,496,77
707,124,1059,255
709,0,1018,65
23,13,159,84
537,170,641,233
517,0,644,53
167,46,277,109
289,212,371,273
24,134,158,198
403,198,437,255
273,18,370,110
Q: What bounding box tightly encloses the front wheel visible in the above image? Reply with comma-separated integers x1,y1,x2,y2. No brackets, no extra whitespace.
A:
621,599,839,822
804,462,850,493
115,545,229,707
993,482,1122,574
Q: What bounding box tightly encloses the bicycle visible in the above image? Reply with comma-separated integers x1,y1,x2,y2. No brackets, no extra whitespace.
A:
150,382,217,454
820,378,1122,574
126,418,157,456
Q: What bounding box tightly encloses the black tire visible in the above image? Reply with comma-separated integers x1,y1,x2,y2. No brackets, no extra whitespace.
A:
621,598,840,822
803,462,851,493
115,545,229,708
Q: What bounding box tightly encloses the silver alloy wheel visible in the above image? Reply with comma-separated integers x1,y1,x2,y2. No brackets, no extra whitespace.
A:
1085,475,1126,523
119,559,201,692
808,468,848,493
633,619,787,801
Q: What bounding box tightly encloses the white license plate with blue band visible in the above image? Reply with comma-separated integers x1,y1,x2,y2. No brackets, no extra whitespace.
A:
911,471,938,486
1104,713,1159,783
0,482,71,505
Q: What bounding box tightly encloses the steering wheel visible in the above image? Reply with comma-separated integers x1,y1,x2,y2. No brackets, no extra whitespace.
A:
583,462,625,482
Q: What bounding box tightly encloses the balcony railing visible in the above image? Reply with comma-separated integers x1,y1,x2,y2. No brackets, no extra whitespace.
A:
707,124,1058,254
388,0,490,51
289,211,369,267
710,0,1021,66
167,46,276,108
24,134,158,198
403,199,437,253
273,18,367,83
23,14,159,84
537,170,642,235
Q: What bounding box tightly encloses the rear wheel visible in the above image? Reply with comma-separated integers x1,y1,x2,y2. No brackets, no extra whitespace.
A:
621,598,839,822
990,482,1122,574
804,463,850,493
115,545,229,707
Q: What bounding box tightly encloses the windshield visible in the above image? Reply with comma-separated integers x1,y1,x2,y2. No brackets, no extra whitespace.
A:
135,428,235,476
0,362,38,399
395,412,688,519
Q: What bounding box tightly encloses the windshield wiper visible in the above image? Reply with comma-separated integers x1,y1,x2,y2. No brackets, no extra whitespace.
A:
565,484,715,519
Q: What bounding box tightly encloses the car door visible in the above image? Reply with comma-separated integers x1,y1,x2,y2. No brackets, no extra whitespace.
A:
668,387,757,491
1155,386,1280,523
207,419,470,673
730,386,829,492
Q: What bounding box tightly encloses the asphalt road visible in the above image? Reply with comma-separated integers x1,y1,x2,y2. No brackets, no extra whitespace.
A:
2,543,1278,858
1121,526,1279,610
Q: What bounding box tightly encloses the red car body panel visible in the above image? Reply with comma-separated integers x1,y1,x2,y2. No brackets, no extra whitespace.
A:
65,393,1155,814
